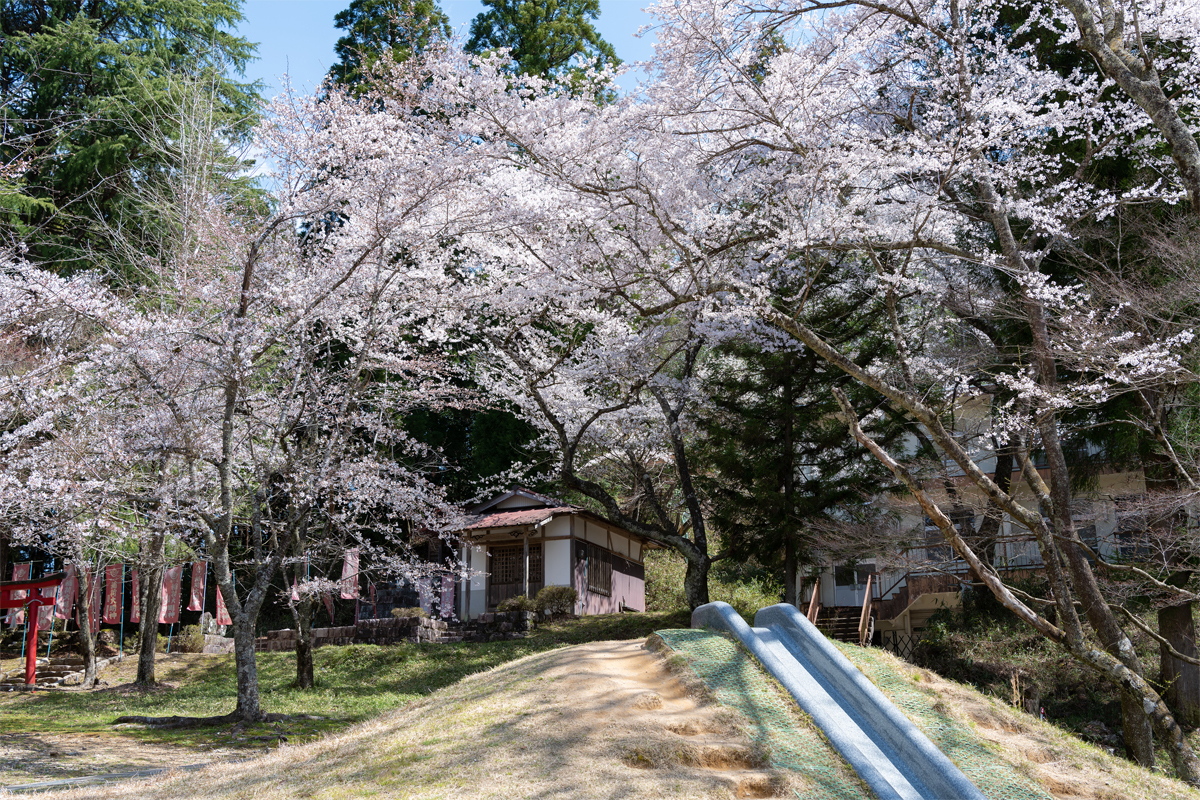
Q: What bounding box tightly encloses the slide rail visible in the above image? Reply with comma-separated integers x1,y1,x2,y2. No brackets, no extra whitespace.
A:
691,601,986,800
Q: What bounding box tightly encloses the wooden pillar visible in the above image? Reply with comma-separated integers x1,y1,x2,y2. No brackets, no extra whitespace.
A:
523,533,530,597
462,545,471,621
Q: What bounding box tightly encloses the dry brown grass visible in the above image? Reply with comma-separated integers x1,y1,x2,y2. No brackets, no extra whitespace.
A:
34,641,793,800
19,638,1199,800
853,646,1200,800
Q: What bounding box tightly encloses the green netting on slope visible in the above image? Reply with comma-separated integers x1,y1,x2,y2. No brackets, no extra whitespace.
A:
830,642,1053,800
655,628,1053,800
655,628,866,800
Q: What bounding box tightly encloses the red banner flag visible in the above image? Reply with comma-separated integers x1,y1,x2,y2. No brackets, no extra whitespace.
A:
130,569,139,623
188,561,207,611
159,565,182,624
103,564,124,624
36,586,56,628
6,563,30,625
322,592,335,623
55,564,77,621
340,548,359,600
215,585,232,626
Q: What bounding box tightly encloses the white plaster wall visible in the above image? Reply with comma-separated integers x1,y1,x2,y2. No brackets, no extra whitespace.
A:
465,545,487,619
630,541,642,562
585,521,607,545
545,516,571,538
610,532,629,557
544,539,572,587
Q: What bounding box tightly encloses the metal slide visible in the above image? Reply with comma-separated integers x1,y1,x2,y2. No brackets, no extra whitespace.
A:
691,602,987,800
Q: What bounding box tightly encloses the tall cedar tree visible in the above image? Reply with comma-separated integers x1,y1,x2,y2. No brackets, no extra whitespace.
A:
697,282,906,606
328,0,451,92
0,0,259,272
465,0,619,79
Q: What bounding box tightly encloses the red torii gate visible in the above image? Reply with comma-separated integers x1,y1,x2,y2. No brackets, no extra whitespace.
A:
1,571,65,687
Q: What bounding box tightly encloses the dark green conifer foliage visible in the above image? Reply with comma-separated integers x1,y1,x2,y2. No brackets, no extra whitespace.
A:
697,276,906,603
328,0,451,91
0,0,260,271
465,0,619,79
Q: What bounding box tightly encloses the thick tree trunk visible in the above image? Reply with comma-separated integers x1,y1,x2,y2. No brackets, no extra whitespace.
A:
293,599,314,690
210,541,281,722
1120,691,1157,763
1160,574,1200,727
77,568,98,688
231,614,266,721
683,554,711,610
287,553,315,690
784,537,799,607
136,532,165,687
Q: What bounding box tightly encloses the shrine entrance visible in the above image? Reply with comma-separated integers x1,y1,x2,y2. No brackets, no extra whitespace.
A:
1,571,65,687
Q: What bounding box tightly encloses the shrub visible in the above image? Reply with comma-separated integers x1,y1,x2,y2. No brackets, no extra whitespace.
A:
711,576,782,621
497,595,534,613
176,624,207,653
391,606,427,619
644,550,688,612
534,586,577,617
645,549,783,619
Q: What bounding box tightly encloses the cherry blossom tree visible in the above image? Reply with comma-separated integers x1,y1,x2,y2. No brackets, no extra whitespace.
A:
0,70,474,719
337,0,1200,777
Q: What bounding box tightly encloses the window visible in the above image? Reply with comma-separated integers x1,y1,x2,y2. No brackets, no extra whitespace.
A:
922,517,952,563
487,544,543,607
587,544,612,596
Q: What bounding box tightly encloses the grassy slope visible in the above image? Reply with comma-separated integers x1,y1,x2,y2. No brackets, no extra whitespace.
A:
20,628,1200,800
0,610,689,751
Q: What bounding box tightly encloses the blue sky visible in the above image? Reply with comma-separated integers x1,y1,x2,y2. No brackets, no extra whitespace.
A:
238,0,659,99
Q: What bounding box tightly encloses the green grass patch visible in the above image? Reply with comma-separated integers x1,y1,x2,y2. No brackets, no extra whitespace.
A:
0,610,690,751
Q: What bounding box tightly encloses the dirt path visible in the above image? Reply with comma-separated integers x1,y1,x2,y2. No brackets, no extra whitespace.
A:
33,640,792,799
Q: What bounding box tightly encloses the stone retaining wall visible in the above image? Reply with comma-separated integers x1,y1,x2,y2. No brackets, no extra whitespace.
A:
254,618,424,652
461,611,534,642
252,610,544,650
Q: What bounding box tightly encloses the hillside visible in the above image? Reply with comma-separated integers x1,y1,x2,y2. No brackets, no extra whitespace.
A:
21,635,1200,800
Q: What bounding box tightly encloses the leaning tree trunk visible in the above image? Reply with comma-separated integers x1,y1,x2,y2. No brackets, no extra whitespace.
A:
135,530,165,687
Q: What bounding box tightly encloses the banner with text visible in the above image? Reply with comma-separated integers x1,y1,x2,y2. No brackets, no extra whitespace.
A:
55,565,77,622
130,569,139,623
103,564,124,624
159,566,182,624
188,561,207,611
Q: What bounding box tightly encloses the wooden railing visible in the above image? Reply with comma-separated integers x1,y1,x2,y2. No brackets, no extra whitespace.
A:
858,573,874,646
